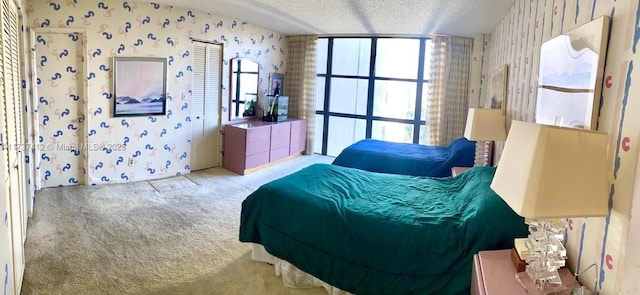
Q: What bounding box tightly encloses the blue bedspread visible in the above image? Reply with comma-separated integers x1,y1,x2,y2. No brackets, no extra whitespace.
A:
332,137,476,177
239,164,528,294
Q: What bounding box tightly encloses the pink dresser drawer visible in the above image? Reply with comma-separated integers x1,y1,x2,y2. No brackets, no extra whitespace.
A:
289,119,306,155
270,146,290,162
270,123,291,149
246,126,270,155
245,151,269,169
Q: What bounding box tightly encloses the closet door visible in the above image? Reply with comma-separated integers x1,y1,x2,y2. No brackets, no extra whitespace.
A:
34,31,85,187
0,41,15,295
190,42,222,171
0,0,25,293
8,0,25,223
4,0,25,238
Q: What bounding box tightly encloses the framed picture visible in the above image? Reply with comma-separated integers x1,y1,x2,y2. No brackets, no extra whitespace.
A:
269,72,285,96
535,16,609,130
113,57,167,117
488,64,508,114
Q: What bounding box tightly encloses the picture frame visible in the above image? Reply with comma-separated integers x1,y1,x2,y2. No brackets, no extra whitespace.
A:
488,64,508,114
534,16,610,130
113,57,167,117
275,95,289,122
269,72,285,96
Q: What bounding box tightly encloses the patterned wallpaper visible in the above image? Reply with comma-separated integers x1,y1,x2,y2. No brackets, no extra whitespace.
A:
19,0,640,293
470,0,640,293
467,34,490,109
26,0,287,186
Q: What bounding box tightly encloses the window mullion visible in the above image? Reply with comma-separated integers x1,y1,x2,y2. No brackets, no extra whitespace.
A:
321,38,334,155
413,38,427,144
365,37,377,139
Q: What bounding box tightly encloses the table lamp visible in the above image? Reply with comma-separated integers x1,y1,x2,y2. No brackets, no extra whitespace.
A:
490,121,609,294
463,108,507,166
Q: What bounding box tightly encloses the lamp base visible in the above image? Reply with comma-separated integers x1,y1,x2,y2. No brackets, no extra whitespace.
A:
522,218,568,293
473,140,494,166
515,272,568,294
571,286,594,295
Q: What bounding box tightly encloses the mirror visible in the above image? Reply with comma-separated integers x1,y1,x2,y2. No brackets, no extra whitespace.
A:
229,58,259,121
535,16,610,130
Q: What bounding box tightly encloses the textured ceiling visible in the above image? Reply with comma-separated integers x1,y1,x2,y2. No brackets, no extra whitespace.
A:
147,0,517,37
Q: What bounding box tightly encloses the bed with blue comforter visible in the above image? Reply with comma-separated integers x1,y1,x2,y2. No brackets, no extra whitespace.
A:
239,164,528,294
332,137,476,177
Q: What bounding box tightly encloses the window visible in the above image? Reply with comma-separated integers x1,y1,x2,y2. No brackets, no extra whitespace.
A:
331,38,371,76
230,60,258,118
315,37,432,156
375,38,420,79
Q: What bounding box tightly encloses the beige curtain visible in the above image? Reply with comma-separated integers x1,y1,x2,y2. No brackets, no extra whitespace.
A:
426,35,473,146
284,35,317,155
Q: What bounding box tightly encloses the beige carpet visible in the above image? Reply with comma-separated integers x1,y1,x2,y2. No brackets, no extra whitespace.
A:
22,155,333,295
148,176,199,192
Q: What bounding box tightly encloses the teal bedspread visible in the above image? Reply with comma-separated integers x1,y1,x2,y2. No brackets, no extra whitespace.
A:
239,164,527,294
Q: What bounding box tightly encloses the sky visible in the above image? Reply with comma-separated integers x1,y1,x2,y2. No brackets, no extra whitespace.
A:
115,60,165,99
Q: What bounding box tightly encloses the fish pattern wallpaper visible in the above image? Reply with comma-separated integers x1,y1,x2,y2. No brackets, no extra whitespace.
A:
26,0,287,187
34,31,86,188
10,0,640,294
469,0,640,293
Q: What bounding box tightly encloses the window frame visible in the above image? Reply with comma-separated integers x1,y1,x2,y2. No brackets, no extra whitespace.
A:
315,36,431,155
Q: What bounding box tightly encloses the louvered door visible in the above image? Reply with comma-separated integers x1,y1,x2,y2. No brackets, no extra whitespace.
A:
0,0,25,294
8,0,26,231
190,42,222,171
5,0,25,239
0,5,14,292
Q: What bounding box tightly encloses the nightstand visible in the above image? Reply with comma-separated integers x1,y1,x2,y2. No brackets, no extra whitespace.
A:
471,249,580,295
451,166,471,177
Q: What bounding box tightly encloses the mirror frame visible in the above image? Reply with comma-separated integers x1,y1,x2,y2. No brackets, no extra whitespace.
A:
229,57,259,122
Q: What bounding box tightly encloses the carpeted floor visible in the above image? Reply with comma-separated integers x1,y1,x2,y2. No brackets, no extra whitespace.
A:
21,155,333,295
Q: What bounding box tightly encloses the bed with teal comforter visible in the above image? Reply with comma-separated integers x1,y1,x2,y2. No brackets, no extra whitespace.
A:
239,164,527,294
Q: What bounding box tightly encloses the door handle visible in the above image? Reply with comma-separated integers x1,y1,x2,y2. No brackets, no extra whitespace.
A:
77,115,85,123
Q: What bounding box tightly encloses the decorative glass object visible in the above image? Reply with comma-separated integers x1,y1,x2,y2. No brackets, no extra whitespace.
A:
521,219,568,293
473,141,492,166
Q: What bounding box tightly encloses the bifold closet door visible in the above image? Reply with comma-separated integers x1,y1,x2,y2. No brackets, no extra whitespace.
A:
191,42,222,171
0,0,25,293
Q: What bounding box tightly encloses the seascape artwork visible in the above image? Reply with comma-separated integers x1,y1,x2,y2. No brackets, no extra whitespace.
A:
113,57,167,116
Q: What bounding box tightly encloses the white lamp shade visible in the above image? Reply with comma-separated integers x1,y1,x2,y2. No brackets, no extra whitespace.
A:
490,121,609,218
463,108,507,141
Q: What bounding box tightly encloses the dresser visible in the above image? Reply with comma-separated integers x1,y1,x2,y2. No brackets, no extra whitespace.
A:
471,249,580,295
223,119,306,175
